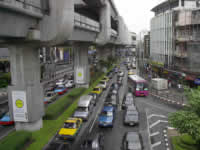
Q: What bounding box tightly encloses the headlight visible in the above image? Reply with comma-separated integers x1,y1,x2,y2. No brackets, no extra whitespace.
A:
136,88,139,91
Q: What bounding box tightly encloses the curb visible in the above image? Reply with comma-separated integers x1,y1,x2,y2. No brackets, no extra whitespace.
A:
150,93,187,107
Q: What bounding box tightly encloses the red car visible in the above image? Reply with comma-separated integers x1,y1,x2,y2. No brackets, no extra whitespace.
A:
54,87,68,95
0,112,14,125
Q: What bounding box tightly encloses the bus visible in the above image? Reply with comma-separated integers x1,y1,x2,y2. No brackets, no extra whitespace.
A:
128,75,149,97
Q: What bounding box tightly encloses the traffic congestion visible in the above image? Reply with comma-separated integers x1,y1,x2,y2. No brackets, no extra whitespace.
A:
43,58,146,150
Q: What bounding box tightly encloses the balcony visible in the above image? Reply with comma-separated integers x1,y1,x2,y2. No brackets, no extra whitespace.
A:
74,13,100,33
0,0,43,18
176,34,200,42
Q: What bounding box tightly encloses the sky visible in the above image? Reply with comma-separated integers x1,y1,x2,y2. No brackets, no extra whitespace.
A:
114,0,165,34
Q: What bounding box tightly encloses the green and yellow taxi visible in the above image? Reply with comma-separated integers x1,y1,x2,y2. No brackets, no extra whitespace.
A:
58,117,82,141
92,86,103,95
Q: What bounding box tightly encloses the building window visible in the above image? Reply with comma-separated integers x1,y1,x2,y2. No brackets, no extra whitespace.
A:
181,0,184,6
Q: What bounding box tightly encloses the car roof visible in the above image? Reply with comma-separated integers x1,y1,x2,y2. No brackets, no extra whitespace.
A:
126,132,140,141
65,118,79,123
103,106,114,112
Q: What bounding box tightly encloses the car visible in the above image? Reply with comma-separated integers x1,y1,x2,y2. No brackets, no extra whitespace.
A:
65,80,74,88
80,133,104,150
107,72,113,79
105,94,117,106
54,86,68,95
58,117,82,141
98,105,115,128
126,93,134,101
44,91,57,104
124,109,139,126
117,77,123,86
122,98,134,110
118,71,124,77
0,108,7,119
92,86,103,95
98,80,107,90
122,132,142,150
132,63,136,69
88,93,98,102
0,112,14,125
102,76,109,82
110,83,120,92
128,70,135,75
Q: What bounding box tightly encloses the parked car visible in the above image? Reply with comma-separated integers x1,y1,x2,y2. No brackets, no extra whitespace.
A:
44,91,57,104
54,86,68,95
88,93,98,102
73,95,94,121
122,132,142,150
99,80,107,90
107,72,113,79
81,133,104,150
92,86,103,96
98,105,115,128
0,112,14,125
0,108,7,119
65,80,74,88
124,109,139,126
58,118,82,141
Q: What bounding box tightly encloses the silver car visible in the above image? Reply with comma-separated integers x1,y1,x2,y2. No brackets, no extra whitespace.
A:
122,132,142,150
124,109,139,126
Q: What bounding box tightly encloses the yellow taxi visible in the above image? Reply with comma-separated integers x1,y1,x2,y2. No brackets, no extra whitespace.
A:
92,86,103,95
58,117,82,141
128,70,135,75
102,76,109,82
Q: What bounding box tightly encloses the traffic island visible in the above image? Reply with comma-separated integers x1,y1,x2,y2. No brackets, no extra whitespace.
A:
0,65,115,150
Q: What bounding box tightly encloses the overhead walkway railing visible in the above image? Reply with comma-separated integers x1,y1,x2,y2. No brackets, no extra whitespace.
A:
0,0,45,18
74,13,100,32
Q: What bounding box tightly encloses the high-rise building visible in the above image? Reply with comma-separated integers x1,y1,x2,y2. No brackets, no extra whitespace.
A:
150,0,200,86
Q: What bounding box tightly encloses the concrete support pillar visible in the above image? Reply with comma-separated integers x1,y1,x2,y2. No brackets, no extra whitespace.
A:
8,45,44,131
74,45,90,88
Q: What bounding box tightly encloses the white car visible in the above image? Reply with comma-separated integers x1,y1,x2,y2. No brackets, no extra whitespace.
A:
118,71,124,77
65,80,74,88
98,80,107,90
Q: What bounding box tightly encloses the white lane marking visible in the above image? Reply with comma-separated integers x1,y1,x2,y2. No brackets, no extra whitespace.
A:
147,114,167,119
149,120,168,129
150,131,160,137
152,141,162,148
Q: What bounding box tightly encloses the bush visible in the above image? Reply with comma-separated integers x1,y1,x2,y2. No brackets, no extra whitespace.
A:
44,88,86,120
0,72,11,88
0,131,32,150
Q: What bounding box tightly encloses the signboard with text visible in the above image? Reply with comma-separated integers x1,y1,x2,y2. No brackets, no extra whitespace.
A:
12,91,28,122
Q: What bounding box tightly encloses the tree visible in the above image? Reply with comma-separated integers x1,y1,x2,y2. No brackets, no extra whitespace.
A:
169,87,200,144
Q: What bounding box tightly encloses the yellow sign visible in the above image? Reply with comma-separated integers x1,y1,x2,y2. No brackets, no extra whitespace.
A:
78,72,82,77
15,99,24,108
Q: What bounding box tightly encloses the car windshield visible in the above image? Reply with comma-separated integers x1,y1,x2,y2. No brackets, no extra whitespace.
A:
56,87,64,90
64,122,76,128
93,88,99,91
100,81,105,84
77,107,88,112
127,111,137,115
101,111,113,117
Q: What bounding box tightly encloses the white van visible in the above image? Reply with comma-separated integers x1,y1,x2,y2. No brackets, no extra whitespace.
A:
73,95,94,121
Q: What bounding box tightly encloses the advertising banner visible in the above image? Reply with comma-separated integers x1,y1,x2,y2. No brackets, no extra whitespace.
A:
12,91,28,122
75,67,85,84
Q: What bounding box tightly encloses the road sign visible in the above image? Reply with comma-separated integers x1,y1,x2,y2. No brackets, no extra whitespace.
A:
12,91,28,122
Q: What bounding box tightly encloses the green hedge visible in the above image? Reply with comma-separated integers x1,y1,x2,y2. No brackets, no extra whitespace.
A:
0,131,32,150
172,134,199,150
44,88,86,120
0,72,11,88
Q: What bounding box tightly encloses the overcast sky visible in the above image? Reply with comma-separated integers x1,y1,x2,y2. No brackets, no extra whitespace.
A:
114,0,165,34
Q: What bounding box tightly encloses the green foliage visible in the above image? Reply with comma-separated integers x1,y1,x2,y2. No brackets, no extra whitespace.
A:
0,72,11,88
0,131,32,150
44,88,86,119
172,134,199,150
169,87,200,144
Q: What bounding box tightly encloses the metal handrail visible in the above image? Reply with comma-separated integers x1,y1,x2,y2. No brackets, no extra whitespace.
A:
15,0,43,11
